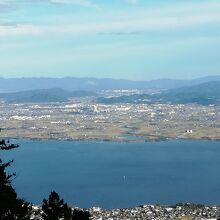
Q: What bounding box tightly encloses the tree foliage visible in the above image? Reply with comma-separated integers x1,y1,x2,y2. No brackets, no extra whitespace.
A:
72,209,91,220
42,191,72,220
0,139,31,219
42,191,91,220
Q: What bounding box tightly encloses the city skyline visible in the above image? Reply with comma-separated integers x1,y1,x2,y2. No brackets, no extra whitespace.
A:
0,0,220,80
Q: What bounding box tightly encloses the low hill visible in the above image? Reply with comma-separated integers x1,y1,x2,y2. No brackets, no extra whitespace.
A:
0,88,96,103
97,81,220,105
159,81,220,105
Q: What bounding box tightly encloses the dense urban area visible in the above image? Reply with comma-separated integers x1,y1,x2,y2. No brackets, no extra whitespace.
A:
31,203,220,220
0,93,219,141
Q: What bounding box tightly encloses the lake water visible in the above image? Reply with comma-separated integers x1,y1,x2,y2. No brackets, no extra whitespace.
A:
1,139,220,208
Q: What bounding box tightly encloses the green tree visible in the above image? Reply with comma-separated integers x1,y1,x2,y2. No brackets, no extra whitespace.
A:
42,191,91,220
72,209,91,220
42,191,72,220
0,139,32,219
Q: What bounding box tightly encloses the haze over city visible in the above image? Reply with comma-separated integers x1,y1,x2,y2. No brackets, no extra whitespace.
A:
0,0,220,80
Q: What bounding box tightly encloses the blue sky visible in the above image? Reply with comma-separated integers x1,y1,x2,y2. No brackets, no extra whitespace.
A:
0,0,220,80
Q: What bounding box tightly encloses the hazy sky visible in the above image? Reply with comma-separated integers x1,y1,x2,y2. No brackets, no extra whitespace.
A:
0,0,220,80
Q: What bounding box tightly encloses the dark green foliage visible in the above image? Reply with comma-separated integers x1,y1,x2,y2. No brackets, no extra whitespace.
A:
0,139,32,219
42,191,72,220
42,191,91,220
72,209,91,220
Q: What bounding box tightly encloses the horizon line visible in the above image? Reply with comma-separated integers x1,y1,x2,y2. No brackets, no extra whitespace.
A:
0,75,219,82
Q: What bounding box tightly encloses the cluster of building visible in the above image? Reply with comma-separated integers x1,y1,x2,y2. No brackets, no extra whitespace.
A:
30,204,220,220
0,98,219,141
89,204,220,220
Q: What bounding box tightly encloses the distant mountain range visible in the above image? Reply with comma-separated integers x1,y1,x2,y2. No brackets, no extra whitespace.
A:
0,76,219,104
0,88,96,103
0,75,220,92
97,81,220,105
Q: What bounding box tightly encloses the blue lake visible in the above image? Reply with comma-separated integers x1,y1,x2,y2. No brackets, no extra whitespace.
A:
1,139,220,208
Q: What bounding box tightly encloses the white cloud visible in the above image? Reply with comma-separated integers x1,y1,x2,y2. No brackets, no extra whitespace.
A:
0,2,18,13
0,0,101,10
0,24,41,36
0,1,220,36
48,0,100,9
1,12,220,36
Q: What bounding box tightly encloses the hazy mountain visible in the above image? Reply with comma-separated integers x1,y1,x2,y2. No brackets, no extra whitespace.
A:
159,81,220,105
98,81,220,105
0,75,219,93
1,80,219,104
144,75,220,89
0,88,96,103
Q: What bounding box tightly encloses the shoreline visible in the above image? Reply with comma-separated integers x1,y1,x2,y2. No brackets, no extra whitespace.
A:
3,135,220,143
1,102,219,144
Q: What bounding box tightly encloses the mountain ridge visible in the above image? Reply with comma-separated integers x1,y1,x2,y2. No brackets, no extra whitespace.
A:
0,75,219,92
0,88,96,103
97,81,220,105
